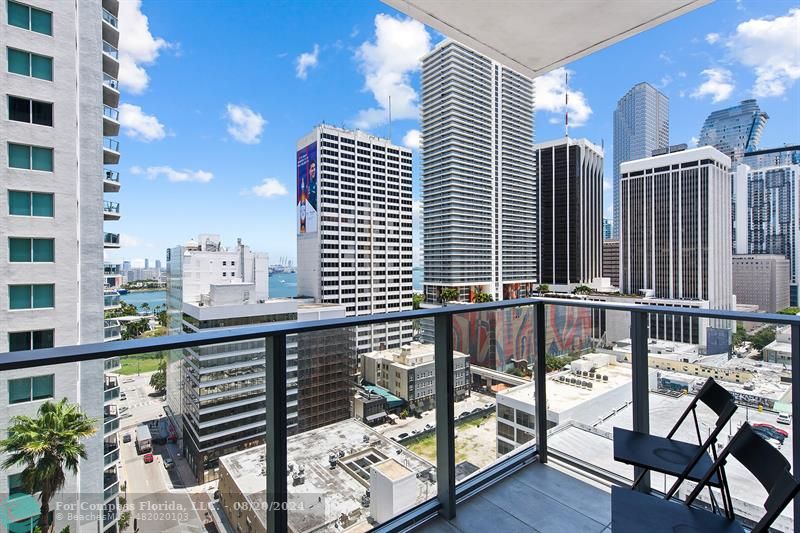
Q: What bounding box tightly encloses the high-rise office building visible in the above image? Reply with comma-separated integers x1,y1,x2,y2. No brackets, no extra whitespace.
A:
732,255,790,313
734,164,800,306
535,137,604,289
603,219,613,241
620,146,733,353
421,40,537,302
698,99,768,163
612,82,669,240
603,241,620,288
1,1,121,530
296,125,414,354
166,235,355,482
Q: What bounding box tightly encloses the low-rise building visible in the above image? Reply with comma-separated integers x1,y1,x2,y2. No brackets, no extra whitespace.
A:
732,254,790,313
353,386,388,426
361,342,470,412
764,325,792,366
217,419,435,533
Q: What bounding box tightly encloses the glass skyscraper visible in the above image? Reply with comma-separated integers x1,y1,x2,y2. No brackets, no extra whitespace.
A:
698,99,769,163
612,82,669,239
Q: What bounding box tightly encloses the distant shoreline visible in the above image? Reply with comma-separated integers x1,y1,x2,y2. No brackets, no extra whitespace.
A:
123,288,165,293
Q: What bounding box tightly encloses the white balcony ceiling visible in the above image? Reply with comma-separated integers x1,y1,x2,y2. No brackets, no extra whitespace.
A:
382,0,711,78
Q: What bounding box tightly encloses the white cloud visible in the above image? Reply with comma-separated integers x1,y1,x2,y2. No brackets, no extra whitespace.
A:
225,104,266,144
248,178,289,198
726,8,800,97
658,52,672,64
691,136,699,147
691,68,734,103
295,44,320,80
120,234,141,247
603,179,611,192
657,75,673,88
534,67,593,127
131,165,213,183
118,0,171,94
353,14,432,129
402,129,421,149
119,103,166,142
705,32,721,44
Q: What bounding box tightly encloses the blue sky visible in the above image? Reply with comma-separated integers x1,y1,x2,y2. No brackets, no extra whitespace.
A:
108,0,800,267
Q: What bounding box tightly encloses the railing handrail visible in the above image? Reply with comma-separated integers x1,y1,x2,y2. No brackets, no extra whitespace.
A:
103,105,119,120
0,296,797,371
103,137,120,151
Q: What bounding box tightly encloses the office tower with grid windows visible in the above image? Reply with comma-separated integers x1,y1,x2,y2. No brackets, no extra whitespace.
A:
0,0,121,530
535,137,604,289
421,40,537,303
612,83,669,240
296,125,414,354
620,146,734,353
698,99,769,164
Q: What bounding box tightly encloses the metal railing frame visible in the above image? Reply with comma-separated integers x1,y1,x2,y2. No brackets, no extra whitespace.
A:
0,297,798,531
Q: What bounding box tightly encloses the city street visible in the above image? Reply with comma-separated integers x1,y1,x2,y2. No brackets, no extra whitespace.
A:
117,372,167,432
376,391,496,440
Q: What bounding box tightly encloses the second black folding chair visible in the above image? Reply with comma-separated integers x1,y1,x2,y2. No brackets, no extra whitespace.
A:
613,377,737,509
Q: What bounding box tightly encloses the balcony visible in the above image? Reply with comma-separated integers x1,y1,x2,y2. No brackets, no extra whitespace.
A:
102,41,119,77
102,73,120,107
104,291,121,311
105,356,121,371
0,299,796,533
103,200,120,221
101,8,119,47
104,319,121,342
104,232,120,248
104,436,119,466
103,105,120,136
103,169,121,192
103,137,120,164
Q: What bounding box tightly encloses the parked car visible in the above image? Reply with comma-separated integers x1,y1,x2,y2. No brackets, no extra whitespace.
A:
753,426,785,444
424,424,433,430
120,393,127,400
398,432,409,439
753,423,789,438
777,413,791,425
471,408,482,414
163,457,174,470
122,434,132,443
143,453,154,464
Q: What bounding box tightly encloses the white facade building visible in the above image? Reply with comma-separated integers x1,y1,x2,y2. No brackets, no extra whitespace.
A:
620,146,734,354
297,125,414,354
421,40,537,303
1,0,120,530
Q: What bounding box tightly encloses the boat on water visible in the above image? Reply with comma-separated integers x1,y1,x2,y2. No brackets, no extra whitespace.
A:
117,288,128,295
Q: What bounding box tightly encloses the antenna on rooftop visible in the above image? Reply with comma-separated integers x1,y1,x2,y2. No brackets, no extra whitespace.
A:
565,70,569,139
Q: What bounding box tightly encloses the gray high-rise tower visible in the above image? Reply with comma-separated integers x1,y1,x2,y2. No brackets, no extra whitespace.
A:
421,40,537,303
612,82,669,240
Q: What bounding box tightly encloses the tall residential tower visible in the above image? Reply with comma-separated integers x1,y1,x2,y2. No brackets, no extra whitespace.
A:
612,82,669,240
1,0,122,530
421,40,537,303
698,99,768,164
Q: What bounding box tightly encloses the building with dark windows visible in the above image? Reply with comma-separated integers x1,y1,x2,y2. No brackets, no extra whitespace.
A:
535,137,604,290
167,235,355,482
612,82,669,240
620,146,734,353
602,241,620,288
732,255,790,313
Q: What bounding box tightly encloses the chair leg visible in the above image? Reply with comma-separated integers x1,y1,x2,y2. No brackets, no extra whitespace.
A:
632,468,649,490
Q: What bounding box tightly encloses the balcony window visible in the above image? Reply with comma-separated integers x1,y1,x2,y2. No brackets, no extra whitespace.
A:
8,143,53,171
7,1,51,35
8,375,54,404
8,191,53,216
8,96,53,126
9,284,54,309
8,329,53,351
9,238,54,262
7,48,52,80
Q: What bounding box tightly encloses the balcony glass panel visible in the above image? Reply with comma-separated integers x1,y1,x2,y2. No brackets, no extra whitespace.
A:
102,8,118,28
102,41,118,59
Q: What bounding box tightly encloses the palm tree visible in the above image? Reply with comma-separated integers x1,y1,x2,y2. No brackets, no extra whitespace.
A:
536,284,550,295
440,287,459,305
0,399,97,531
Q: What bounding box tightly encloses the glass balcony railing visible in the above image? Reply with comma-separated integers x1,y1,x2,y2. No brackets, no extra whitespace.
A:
103,137,120,152
0,300,796,533
104,292,121,308
102,73,119,91
104,232,120,245
104,201,120,214
104,356,121,370
104,169,120,182
102,41,119,59
102,8,118,28
103,105,119,121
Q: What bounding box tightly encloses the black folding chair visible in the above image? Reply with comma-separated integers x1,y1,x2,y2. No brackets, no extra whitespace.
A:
612,422,800,533
613,378,737,512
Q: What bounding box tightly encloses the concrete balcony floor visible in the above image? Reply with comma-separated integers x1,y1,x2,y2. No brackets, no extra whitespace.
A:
415,462,611,533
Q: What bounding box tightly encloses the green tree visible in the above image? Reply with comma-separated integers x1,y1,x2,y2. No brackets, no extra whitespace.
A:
474,289,493,303
412,293,423,310
0,399,97,531
732,322,747,347
149,356,167,393
440,288,459,305
536,284,550,295
750,327,776,351
572,285,592,295
778,307,800,315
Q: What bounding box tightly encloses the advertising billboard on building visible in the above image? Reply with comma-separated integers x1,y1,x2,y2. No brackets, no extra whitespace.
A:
297,142,318,235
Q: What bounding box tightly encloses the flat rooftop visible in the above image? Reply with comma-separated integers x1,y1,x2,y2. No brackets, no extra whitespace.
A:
220,419,434,532
499,362,633,414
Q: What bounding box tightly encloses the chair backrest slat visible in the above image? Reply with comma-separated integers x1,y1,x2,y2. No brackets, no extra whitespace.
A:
697,378,736,418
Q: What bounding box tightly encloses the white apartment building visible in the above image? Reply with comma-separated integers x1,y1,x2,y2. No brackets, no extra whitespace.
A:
167,235,354,482
361,342,470,412
1,0,120,530
296,125,414,354
421,40,537,303
620,146,734,354
733,164,800,307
